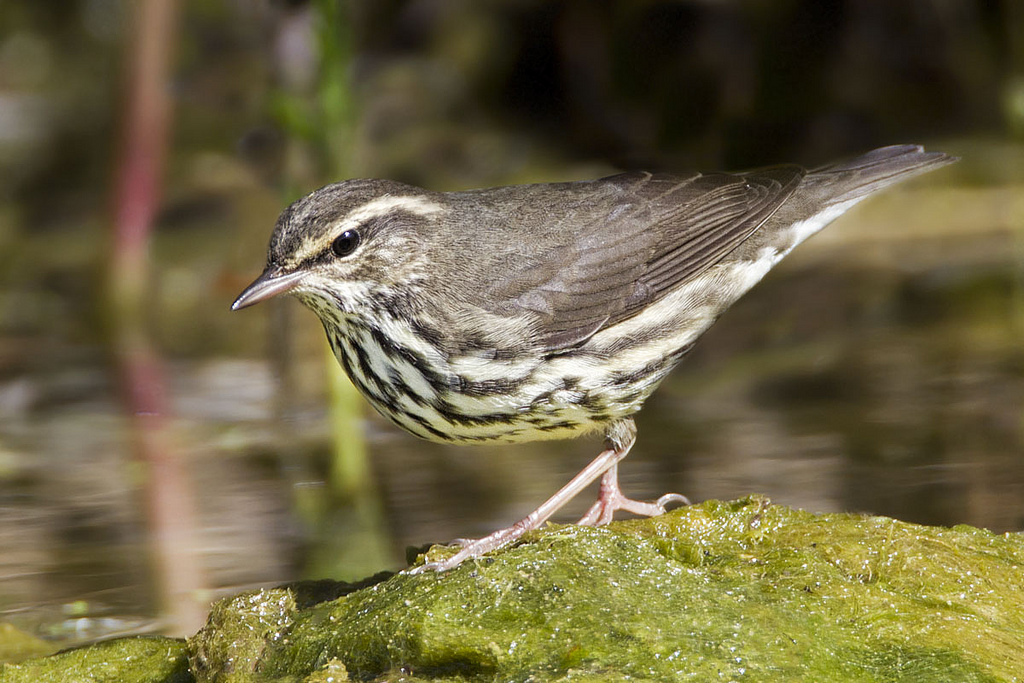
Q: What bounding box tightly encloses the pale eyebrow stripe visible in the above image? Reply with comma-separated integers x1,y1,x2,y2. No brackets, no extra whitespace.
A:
345,195,444,224
293,195,444,263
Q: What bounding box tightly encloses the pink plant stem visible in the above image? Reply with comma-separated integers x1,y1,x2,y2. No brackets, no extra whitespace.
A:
111,0,207,635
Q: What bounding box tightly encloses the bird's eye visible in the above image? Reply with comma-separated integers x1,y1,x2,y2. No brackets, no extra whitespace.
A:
331,229,360,257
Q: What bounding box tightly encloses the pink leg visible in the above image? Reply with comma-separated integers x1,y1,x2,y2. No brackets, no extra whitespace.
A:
410,420,633,573
576,463,690,526
409,418,689,573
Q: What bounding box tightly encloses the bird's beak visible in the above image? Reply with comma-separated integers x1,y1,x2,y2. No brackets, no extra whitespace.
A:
231,267,306,311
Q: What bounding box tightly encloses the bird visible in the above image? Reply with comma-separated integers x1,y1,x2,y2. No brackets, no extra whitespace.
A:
232,144,955,572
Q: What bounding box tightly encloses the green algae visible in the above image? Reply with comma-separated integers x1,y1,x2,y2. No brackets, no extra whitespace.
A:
188,587,297,682
0,635,190,683
8,498,1024,681
188,497,1023,682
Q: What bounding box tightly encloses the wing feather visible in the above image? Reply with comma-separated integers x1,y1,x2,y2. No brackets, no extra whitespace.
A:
507,167,805,349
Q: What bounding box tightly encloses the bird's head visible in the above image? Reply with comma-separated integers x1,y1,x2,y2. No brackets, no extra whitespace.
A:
232,179,444,321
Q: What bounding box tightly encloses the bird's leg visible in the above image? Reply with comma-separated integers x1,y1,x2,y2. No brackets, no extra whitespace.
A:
411,418,690,573
576,464,690,526
410,418,639,573
576,417,690,526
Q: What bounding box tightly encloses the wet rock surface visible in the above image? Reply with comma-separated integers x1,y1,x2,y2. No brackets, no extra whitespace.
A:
8,497,1022,682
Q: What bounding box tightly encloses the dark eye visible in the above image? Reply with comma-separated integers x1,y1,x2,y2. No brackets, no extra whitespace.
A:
331,229,360,257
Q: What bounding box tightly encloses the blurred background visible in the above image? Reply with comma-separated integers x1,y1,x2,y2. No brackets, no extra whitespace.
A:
0,0,1021,646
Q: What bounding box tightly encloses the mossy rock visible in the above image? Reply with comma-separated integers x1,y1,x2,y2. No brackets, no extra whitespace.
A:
6,497,1024,682
0,635,190,683
188,497,1024,682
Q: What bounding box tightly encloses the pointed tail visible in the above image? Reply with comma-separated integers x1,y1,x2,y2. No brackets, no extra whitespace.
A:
803,144,957,205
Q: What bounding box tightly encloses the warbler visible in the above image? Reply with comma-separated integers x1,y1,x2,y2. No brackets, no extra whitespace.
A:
233,145,955,572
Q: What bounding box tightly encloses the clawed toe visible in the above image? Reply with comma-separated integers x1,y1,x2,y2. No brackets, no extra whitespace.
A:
408,547,471,574
578,492,690,526
576,463,691,525
655,492,691,511
578,473,692,525
409,491,692,573
407,522,532,573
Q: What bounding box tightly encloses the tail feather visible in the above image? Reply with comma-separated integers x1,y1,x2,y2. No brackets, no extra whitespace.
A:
804,144,958,205
729,144,956,265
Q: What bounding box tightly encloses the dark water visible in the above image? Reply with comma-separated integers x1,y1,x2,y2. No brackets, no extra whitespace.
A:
0,206,1021,643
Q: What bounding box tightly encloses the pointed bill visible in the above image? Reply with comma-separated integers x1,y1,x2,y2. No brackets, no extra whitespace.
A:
231,267,306,310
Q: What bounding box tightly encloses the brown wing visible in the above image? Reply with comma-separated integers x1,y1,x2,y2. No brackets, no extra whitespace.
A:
500,167,805,349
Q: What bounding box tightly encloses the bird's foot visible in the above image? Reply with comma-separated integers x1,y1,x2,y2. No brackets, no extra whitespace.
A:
577,490,690,526
577,465,690,526
408,522,529,574
410,485,691,573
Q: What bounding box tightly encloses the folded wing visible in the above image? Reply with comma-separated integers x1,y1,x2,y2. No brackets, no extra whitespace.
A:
492,168,805,349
